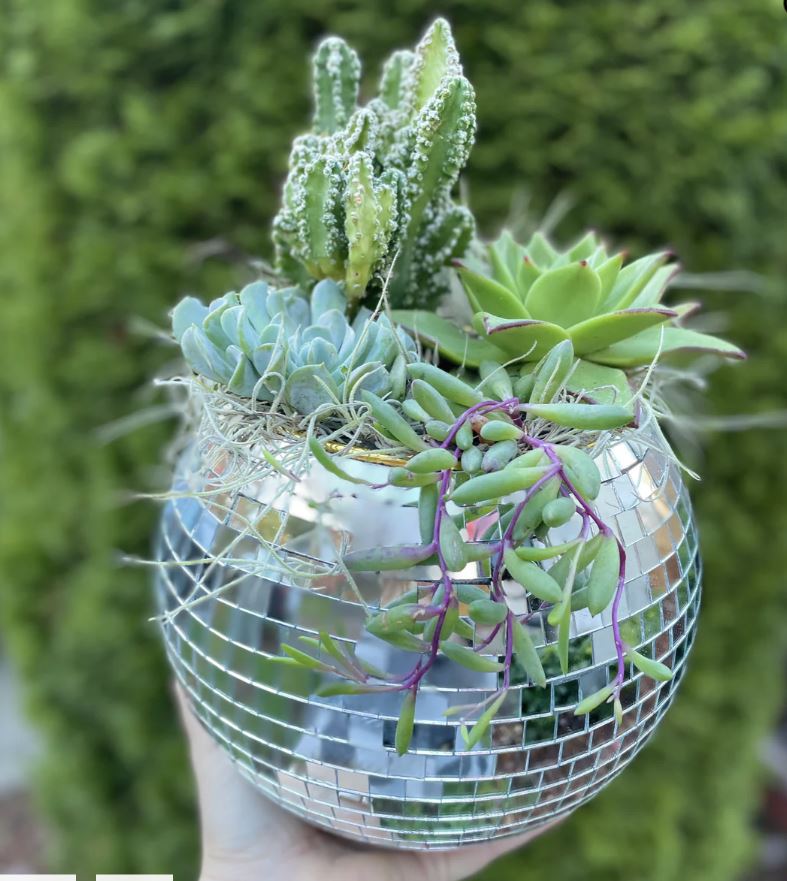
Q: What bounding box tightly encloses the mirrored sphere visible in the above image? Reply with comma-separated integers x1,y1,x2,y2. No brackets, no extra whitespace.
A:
155,429,700,849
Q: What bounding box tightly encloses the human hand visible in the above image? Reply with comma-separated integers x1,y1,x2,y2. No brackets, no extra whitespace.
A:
175,684,560,881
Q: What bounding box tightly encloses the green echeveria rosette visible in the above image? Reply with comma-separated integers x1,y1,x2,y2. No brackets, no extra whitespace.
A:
171,279,416,414
392,229,745,397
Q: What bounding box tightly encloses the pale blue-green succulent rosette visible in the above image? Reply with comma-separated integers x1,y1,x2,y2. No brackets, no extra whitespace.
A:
171,279,416,414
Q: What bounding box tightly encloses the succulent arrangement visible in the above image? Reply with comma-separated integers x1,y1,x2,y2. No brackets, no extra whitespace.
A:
169,20,744,756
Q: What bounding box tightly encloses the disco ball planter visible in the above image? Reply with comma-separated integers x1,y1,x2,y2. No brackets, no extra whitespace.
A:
155,425,700,848
153,16,743,853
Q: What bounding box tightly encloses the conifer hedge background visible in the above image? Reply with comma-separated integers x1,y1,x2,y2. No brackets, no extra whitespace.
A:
0,2,785,878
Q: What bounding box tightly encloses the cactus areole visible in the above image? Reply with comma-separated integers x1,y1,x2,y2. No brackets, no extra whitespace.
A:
161,19,745,845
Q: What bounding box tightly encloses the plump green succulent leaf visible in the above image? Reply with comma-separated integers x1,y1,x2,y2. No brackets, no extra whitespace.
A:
527,232,559,268
511,620,546,687
478,360,514,401
603,251,671,311
587,326,746,367
671,301,702,321
418,483,439,544
361,390,430,451
569,308,678,355
456,263,528,319
308,436,371,486
406,448,457,474
439,640,504,672
567,231,598,262
488,229,521,292
556,600,571,674
180,326,233,383
628,649,674,682
524,263,602,327
516,255,542,299
504,549,564,603
467,598,508,626
480,439,518,471
388,467,439,488
316,682,385,697
449,465,551,507
411,378,458,422
524,402,634,430
587,535,621,615
564,360,633,409
595,252,624,300
479,421,522,442
406,362,483,407
628,263,681,308
530,338,575,403
460,446,482,474
542,497,577,528
395,690,417,755
553,444,602,500
462,691,507,749
345,543,434,571
514,539,581,562
574,683,614,716
281,644,332,671
475,314,570,361
171,296,209,343
390,310,507,367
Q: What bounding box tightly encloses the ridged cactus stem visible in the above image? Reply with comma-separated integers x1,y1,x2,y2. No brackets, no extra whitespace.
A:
273,19,477,309
345,153,381,302
312,37,360,135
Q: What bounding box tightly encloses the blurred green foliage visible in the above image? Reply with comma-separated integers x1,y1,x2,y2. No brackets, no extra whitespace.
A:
0,2,785,879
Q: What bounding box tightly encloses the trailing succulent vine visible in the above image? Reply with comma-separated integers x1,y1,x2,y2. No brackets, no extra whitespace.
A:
168,19,745,755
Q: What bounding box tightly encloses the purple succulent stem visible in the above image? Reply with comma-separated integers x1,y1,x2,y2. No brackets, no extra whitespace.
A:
503,614,514,689
475,622,502,652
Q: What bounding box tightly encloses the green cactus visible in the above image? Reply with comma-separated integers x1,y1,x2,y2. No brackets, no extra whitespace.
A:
272,19,476,310
171,279,415,414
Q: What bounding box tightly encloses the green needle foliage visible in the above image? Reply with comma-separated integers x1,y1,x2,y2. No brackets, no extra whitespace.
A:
0,3,785,881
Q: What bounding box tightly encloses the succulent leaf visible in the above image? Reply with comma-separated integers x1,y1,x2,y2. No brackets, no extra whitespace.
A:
475,314,570,361
456,263,529,319
587,326,746,367
391,309,507,367
569,307,678,355
524,263,602,327
564,360,633,409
